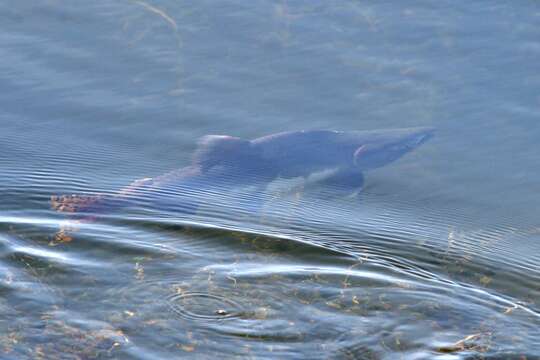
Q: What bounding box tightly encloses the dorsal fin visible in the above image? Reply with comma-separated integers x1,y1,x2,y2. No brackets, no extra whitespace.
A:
192,135,251,170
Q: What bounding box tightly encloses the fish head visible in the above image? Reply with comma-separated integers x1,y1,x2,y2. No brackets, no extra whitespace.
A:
350,127,434,170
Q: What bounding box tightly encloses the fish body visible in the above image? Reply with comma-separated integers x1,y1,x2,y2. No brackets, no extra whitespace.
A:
52,128,434,219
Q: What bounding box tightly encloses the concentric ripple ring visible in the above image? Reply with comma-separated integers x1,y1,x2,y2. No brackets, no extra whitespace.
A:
167,291,245,321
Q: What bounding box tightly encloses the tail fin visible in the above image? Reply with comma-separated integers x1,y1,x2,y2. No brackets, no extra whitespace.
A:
50,193,108,244
51,194,106,214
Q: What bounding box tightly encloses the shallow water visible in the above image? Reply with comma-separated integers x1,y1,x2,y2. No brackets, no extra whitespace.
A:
1,1,540,359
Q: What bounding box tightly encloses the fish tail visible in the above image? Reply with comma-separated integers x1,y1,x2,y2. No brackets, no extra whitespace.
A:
50,193,108,215
50,193,111,244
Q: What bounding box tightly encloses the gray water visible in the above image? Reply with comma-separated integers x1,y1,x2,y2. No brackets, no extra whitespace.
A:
1,1,539,359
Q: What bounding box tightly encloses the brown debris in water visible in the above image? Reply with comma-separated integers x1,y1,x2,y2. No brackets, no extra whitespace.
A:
49,220,81,246
52,229,73,244
436,332,491,353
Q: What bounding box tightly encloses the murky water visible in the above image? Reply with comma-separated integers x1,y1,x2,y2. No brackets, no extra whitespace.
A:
1,1,539,359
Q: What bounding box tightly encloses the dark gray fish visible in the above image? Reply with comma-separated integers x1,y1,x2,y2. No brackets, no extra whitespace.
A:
52,127,434,222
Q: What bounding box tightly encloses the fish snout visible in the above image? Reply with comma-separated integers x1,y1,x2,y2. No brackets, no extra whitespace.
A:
407,127,435,149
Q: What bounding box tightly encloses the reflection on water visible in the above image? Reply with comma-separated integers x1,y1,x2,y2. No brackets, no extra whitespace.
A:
2,186,539,358
1,0,540,359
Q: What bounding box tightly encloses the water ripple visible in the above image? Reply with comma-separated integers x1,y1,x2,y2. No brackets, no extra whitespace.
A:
167,291,245,321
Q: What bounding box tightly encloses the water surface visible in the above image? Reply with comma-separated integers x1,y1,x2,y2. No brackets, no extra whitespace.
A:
1,1,539,359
